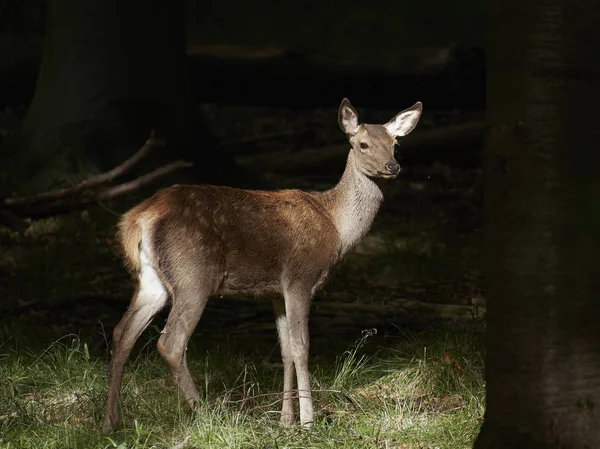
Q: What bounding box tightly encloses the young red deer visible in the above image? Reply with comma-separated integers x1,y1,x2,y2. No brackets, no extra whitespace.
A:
102,98,423,432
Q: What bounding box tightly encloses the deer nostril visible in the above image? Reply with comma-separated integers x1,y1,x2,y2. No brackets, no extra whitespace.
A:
385,162,401,175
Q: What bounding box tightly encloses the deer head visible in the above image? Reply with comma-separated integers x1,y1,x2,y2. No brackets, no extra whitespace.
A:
338,98,423,178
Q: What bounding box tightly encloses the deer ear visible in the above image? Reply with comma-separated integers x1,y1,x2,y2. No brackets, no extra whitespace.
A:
338,98,360,136
384,101,423,137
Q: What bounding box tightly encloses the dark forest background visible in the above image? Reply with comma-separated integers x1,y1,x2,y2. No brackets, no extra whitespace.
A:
0,1,599,448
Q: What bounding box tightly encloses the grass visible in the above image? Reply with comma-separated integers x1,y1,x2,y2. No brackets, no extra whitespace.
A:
0,328,484,449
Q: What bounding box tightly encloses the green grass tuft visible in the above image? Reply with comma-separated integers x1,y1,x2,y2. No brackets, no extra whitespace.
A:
0,329,484,448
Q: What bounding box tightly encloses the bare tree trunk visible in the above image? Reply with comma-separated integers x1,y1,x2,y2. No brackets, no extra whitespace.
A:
6,0,239,195
475,0,600,447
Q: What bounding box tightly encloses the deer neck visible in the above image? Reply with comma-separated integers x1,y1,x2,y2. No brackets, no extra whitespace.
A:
322,150,384,256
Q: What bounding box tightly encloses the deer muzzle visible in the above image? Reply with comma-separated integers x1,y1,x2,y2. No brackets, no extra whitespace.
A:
385,161,401,176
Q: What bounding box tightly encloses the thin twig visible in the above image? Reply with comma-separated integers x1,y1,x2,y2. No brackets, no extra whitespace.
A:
243,398,283,414
95,161,192,201
240,364,249,413
225,391,283,405
96,201,121,217
225,388,346,405
224,388,350,415
98,320,110,361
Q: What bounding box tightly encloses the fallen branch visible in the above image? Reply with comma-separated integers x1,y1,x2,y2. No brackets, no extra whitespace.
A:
95,161,192,201
236,121,485,175
312,299,485,321
204,295,485,333
3,132,165,208
21,160,192,219
0,133,191,227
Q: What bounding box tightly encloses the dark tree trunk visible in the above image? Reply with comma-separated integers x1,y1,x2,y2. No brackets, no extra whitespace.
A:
5,0,240,195
475,0,600,447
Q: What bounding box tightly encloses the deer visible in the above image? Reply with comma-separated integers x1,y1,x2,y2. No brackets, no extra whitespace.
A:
101,98,423,432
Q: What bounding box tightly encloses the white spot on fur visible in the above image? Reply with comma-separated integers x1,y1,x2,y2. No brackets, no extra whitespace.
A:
275,314,289,337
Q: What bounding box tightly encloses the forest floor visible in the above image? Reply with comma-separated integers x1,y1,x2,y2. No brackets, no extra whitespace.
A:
0,104,485,448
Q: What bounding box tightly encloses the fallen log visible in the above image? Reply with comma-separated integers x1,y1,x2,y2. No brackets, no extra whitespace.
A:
236,121,485,175
208,295,485,335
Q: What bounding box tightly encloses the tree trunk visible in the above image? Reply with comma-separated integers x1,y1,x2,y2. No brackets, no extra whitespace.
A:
475,0,600,447
6,0,239,195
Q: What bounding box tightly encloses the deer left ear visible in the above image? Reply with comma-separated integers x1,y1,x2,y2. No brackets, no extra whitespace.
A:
338,98,360,136
384,101,423,137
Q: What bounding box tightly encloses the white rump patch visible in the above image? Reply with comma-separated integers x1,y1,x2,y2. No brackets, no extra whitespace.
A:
137,228,168,310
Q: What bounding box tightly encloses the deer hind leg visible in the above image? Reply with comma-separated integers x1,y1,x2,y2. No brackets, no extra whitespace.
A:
283,284,314,427
156,285,209,409
102,247,168,433
272,297,295,425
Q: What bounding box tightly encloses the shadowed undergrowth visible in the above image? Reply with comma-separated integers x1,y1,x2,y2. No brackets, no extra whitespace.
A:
0,328,484,449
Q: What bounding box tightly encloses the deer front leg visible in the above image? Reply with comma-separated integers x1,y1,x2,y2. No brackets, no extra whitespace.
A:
283,286,314,427
272,298,295,424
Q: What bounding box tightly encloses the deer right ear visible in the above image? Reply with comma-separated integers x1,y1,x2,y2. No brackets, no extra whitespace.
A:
384,102,423,137
338,98,360,136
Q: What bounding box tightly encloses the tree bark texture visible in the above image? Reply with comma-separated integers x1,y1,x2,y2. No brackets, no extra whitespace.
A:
475,0,600,447
9,0,227,194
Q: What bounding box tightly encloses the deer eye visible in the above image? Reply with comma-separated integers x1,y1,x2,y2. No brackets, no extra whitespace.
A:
359,142,370,150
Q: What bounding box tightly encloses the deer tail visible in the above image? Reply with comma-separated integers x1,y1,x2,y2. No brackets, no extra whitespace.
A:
117,209,144,274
